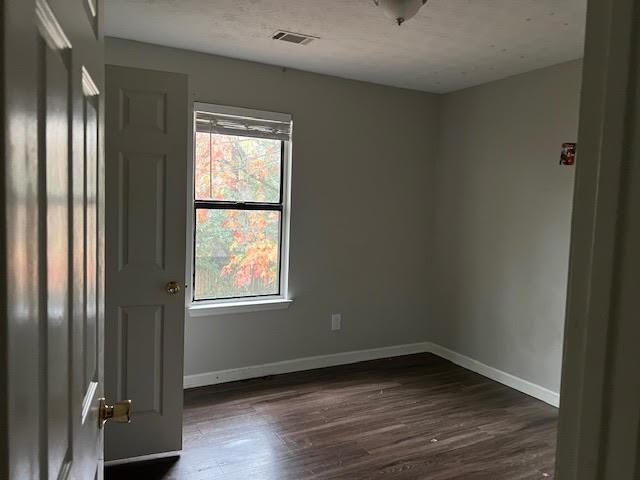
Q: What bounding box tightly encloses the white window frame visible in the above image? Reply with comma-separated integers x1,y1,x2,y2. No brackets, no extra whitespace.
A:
186,102,292,316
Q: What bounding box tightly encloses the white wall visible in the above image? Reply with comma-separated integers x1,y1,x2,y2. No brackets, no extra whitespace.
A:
430,60,582,393
105,38,439,377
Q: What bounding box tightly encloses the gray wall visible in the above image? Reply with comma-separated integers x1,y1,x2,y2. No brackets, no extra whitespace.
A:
105,38,438,376
105,38,580,393
430,60,581,393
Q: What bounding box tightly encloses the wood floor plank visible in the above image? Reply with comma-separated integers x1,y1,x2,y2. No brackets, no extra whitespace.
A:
105,353,557,479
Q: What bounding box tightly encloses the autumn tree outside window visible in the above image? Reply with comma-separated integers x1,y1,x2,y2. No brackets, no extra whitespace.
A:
192,104,292,303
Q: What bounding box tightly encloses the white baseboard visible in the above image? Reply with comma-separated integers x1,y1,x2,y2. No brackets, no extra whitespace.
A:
183,342,432,388
183,341,560,408
426,343,560,407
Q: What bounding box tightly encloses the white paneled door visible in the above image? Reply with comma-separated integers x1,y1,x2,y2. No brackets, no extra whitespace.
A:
2,0,109,479
104,65,188,461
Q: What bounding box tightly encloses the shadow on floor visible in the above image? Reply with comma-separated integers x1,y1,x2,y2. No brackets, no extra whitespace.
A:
105,456,180,480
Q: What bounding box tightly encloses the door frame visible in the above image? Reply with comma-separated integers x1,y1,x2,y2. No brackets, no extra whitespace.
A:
556,0,640,477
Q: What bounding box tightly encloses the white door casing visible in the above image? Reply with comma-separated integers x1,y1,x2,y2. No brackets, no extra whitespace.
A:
556,0,640,478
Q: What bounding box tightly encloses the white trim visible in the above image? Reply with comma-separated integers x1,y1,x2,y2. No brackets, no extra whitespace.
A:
427,343,560,407
86,0,97,17
183,342,431,388
35,0,72,51
186,102,293,309
81,66,100,97
104,450,181,467
279,139,292,301
184,101,195,311
188,298,292,317
182,341,560,407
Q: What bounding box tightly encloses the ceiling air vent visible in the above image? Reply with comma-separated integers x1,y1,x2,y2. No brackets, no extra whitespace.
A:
272,30,317,45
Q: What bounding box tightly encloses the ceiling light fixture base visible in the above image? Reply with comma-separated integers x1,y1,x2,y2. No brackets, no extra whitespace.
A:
373,0,428,26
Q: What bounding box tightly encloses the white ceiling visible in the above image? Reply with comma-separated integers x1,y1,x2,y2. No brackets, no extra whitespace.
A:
104,0,586,94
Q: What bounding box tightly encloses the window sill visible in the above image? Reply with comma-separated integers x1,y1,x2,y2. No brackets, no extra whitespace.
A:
187,298,293,317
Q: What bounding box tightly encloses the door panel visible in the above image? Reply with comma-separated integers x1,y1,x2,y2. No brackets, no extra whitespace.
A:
117,153,167,271
119,89,168,134
84,85,99,399
105,65,188,461
117,305,164,416
41,34,72,479
1,0,105,479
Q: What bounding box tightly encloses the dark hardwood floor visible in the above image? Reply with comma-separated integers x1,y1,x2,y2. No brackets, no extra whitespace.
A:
105,353,557,479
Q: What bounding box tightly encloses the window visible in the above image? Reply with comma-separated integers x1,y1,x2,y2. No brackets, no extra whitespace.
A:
191,103,291,305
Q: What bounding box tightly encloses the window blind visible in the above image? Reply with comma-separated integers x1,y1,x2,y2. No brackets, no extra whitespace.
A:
195,110,291,142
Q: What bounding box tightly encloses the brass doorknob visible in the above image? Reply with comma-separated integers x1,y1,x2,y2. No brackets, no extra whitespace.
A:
98,398,132,428
166,281,181,295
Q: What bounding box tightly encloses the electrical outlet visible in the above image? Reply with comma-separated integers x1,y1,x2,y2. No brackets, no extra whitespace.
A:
331,313,342,331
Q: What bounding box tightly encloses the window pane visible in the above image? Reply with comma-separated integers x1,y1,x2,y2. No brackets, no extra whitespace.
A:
194,208,281,300
194,132,281,203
